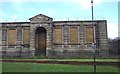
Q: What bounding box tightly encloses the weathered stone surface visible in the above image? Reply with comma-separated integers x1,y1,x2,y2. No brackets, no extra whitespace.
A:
1,14,109,58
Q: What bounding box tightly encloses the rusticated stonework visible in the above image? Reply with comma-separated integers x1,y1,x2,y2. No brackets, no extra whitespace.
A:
1,14,109,58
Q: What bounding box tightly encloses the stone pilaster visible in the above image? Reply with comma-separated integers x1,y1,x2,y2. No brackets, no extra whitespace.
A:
97,21,109,56
63,25,69,44
79,22,85,49
30,24,36,57
63,25,69,49
46,23,53,56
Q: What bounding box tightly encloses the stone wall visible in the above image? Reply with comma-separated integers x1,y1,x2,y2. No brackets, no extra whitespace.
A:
96,21,109,56
1,14,109,58
48,20,109,58
1,22,32,58
0,23,1,74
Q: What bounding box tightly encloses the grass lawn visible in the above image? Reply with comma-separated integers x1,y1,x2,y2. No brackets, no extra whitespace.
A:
2,62,118,72
1,58,118,62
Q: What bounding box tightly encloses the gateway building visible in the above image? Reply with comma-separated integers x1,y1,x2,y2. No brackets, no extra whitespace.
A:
0,14,109,58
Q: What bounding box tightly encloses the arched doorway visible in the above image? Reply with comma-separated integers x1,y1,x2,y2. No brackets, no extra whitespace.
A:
35,27,46,56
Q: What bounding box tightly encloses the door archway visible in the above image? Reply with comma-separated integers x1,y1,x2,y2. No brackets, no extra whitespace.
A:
35,27,46,56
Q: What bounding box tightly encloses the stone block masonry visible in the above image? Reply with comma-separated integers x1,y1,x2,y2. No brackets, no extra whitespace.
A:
1,14,109,58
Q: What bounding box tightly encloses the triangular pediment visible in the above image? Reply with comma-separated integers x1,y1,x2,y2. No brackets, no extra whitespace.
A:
29,14,53,22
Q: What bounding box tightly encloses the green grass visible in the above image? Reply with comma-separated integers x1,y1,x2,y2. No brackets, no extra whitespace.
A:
1,58,118,62
2,62,118,72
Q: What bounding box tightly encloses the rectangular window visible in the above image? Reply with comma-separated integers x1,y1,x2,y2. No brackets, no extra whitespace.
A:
8,28,16,45
53,28,62,44
69,27,78,44
85,26,94,43
23,27,30,44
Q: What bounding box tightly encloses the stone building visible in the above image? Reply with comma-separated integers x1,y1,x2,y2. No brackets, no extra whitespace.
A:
0,14,109,58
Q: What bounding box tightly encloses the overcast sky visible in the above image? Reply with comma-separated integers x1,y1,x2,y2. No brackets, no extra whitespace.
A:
0,0,119,39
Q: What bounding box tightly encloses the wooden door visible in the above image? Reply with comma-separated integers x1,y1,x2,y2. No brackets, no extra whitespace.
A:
38,31,46,50
35,27,46,56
